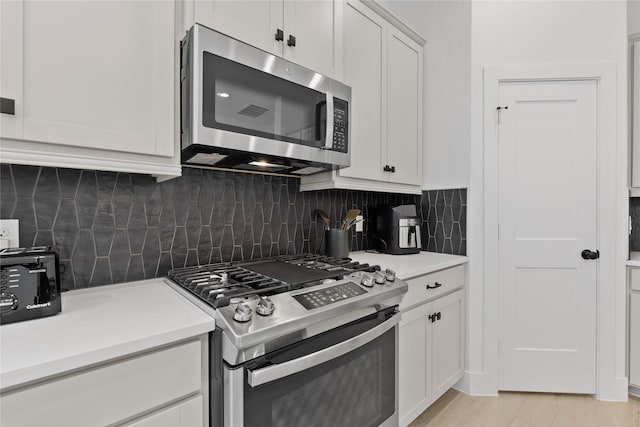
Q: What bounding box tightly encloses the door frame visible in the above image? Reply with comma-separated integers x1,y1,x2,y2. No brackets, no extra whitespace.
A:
469,62,628,400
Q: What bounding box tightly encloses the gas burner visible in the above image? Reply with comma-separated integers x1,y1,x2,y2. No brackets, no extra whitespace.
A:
168,254,379,309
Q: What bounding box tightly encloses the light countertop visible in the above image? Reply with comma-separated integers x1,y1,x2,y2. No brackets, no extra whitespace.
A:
348,251,468,280
628,251,640,267
0,279,214,391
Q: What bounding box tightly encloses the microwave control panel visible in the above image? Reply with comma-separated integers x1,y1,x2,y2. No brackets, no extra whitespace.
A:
332,99,348,153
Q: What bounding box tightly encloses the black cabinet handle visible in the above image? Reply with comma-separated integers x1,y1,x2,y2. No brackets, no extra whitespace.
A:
1,98,15,115
287,34,296,47
428,312,442,323
275,29,284,41
581,249,599,260
426,282,443,290
383,165,396,173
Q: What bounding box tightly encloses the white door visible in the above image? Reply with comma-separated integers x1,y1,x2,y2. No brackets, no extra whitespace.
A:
498,80,597,393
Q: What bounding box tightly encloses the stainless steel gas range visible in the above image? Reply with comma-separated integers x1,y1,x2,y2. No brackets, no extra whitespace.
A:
167,254,407,427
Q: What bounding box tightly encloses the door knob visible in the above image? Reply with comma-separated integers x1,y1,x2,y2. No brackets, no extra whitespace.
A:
581,249,599,260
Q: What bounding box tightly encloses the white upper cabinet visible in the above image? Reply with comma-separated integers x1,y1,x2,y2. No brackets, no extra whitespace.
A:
337,1,386,183
386,27,422,186
192,1,284,57
0,1,180,178
631,39,640,193
185,0,343,80
282,1,344,79
300,0,425,194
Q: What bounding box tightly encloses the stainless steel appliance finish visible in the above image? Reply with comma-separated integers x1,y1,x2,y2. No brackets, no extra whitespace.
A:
168,254,406,427
181,24,351,176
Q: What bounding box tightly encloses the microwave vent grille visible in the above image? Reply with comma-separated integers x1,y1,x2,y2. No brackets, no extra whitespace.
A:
238,104,269,118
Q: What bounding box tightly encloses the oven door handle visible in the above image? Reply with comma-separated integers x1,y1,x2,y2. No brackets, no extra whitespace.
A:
322,91,334,150
246,314,399,387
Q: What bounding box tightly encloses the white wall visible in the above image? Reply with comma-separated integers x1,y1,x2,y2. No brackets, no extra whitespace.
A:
378,0,471,190
630,0,640,35
467,0,628,400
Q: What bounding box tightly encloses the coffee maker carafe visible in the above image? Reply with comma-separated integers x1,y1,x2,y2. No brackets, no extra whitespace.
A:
372,204,422,254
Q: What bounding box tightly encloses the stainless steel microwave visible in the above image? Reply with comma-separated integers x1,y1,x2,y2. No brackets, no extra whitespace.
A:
180,24,351,176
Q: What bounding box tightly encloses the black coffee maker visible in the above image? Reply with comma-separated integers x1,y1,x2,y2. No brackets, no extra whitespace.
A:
372,204,422,254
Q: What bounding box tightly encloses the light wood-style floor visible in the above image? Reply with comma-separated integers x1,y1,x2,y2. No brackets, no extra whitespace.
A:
409,390,640,427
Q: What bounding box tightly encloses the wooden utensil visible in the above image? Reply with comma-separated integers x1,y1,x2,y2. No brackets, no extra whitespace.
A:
341,209,361,230
316,209,331,230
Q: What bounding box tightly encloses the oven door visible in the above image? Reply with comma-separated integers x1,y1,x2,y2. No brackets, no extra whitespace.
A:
223,307,399,427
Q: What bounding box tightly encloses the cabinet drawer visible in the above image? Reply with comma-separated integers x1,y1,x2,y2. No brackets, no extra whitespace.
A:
631,268,640,292
0,339,203,427
400,265,465,311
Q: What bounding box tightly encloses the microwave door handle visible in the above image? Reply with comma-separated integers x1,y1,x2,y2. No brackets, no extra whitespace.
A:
322,91,334,150
246,314,399,387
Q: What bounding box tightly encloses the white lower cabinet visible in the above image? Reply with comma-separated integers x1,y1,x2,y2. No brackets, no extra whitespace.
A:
398,266,465,427
0,338,207,427
630,268,640,395
126,395,204,427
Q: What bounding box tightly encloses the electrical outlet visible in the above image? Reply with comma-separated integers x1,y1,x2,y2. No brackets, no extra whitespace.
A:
0,219,19,249
355,215,364,232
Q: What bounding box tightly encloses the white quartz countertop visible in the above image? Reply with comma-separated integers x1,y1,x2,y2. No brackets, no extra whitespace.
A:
348,251,468,280
628,251,640,267
0,279,214,391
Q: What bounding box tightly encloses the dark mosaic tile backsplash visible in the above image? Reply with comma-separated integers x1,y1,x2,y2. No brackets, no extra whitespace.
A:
630,198,640,251
0,164,466,289
420,189,467,255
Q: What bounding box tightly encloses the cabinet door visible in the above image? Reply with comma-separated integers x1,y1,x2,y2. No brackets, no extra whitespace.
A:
386,27,422,186
430,289,465,401
398,304,430,427
0,1,174,157
632,41,640,188
194,0,283,57
631,292,640,387
126,395,204,427
338,0,385,182
283,0,343,80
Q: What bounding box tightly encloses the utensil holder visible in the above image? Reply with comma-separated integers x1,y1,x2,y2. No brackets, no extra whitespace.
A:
325,229,349,258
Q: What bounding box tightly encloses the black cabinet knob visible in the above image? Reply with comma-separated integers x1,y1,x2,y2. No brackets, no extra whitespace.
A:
287,34,296,47
383,165,396,173
275,29,284,41
581,249,600,260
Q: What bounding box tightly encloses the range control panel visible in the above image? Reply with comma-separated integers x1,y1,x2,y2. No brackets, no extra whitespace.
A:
293,281,366,310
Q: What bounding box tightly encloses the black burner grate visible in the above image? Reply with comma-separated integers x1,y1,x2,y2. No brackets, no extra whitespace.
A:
168,254,379,308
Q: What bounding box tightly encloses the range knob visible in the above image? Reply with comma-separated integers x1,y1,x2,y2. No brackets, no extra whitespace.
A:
385,268,396,282
360,273,374,288
374,272,386,285
233,302,253,322
256,296,275,316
